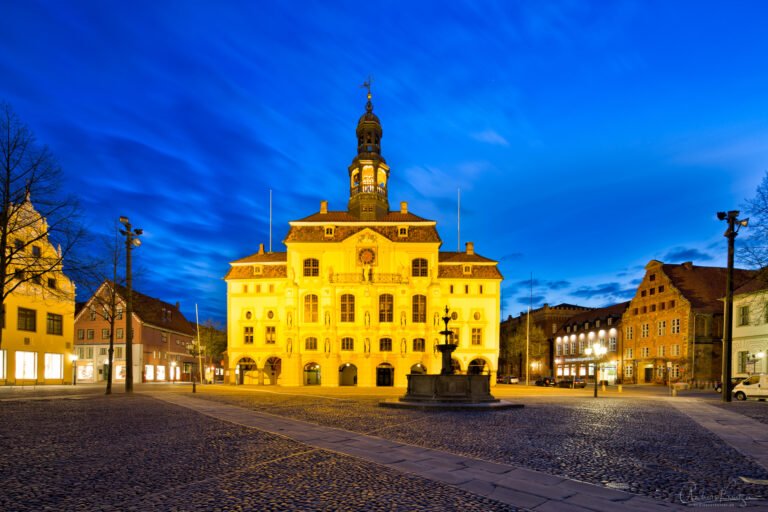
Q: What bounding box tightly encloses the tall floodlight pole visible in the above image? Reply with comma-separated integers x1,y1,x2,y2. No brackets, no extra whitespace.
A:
717,210,748,403
119,216,142,393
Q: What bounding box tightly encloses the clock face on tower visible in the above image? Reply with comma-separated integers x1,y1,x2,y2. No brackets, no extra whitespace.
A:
358,248,376,265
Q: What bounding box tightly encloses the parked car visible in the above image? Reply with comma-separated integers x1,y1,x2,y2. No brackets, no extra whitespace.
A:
534,377,555,387
496,375,519,384
556,377,587,388
714,377,745,393
733,375,768,401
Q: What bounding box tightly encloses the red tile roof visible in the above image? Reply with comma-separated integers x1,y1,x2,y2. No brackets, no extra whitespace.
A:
662,263,757,312
293,210,433,223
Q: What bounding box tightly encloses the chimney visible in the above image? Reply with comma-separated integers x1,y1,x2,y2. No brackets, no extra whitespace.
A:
258,243,264,255
682,261,693,270
175,301,180,310
465,242,474,255
400,201,408,214
320,200,328,214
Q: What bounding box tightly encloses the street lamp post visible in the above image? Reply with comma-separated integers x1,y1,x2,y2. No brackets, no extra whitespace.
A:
584,343,607,398
71,354,78,385
717,210,748,403
119,216,142,394
170,361,177,384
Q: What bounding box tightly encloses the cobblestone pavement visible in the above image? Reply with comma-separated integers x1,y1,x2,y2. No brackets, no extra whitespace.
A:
0,395,521,512
195,392,768,505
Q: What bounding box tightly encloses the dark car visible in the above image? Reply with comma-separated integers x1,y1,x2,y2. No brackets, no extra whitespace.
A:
556,377,587,388
496,375,520,384
714,377,745,393
534,377,555,387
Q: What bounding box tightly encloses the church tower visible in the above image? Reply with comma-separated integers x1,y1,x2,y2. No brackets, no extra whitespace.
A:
347,86,390,220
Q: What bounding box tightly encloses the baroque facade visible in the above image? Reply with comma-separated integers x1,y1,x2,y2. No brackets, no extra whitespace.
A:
0,195,76,385
225,93,503,387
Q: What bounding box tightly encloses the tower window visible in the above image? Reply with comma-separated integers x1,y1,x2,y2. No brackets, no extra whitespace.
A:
303,258,319,277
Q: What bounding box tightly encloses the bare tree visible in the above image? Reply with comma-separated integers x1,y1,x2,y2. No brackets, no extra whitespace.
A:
76,228,126,394
0,102,85,350
742,171,768,275
198,319,227,374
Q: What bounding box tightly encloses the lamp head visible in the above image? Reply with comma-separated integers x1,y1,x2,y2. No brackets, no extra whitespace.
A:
135,228,144,236
739,218,749,227
132,238,141,247
717,212,727,221
119,216,129,226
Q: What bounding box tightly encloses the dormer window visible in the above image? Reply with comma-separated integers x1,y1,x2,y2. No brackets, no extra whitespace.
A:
462,265,472,275
398,226,408,238
324,226,335,237
252,265,262,275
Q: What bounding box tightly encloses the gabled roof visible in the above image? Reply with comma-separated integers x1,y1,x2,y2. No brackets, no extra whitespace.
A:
284,224,441,243
230,251,288,265
661,263,756,312
79,280,195,336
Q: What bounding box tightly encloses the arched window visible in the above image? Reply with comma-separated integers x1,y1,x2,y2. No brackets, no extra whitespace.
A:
411,258,428,277
303,258,319,277
340,294,355,322
379,294,393,323
412,295,426,323
304,294,318,323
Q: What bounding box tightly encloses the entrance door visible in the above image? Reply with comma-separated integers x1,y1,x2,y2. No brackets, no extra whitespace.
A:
376,363,394,386
265,357,281,385
644,367,653,383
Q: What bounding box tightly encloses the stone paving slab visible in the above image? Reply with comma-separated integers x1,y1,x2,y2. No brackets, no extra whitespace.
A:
666,397,768,471
152,392,690,511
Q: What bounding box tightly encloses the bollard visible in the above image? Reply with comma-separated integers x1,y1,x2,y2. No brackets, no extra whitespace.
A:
672,388,677,397
618,384,623,393
602,382,606,392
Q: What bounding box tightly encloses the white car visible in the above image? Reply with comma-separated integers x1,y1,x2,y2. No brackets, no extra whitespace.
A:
733,374,768,401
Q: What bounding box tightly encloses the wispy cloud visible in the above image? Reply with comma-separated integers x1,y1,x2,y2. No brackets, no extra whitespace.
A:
663,246,714,262
471,130,509,146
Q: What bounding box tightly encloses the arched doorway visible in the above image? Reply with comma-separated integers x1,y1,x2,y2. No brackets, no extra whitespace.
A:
236,357,257,385
410,363,426,375
265,357,281,385
468,359,488,375
376,362,394,386
304,362,321,386
339,363,357,386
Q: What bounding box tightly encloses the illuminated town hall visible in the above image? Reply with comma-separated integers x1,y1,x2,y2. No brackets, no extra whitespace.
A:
225,92,503,387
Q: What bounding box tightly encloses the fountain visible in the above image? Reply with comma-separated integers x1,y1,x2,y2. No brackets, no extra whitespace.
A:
380,306,522,410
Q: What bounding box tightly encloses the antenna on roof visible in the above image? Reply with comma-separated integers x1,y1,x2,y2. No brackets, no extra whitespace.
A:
269,189,272,253
457,188,461,252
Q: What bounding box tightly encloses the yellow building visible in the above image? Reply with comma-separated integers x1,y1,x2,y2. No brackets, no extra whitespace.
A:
225,93,503,387
0,195,76,385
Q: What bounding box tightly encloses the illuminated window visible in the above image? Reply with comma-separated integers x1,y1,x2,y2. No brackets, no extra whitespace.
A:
671,344,680,356
15,351,37,379
77,329,84,340
626,348,633,359
303,258,319,277
471,328,482,345
243,326,254,344
671,318,680,334
641,323,649,338
44,353,63,379
379,294,393,323
657,320,666,336
641,347,650,357
102,328,110,339
116,328,123,339
265,326,276,344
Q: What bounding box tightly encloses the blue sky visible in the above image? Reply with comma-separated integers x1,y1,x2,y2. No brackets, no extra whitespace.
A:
1,1,766,323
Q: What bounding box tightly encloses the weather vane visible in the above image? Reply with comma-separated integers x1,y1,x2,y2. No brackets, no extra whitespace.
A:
360,75,373,100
